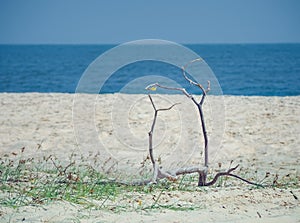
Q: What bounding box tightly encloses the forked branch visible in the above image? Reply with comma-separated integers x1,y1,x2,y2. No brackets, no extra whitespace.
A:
204,164,263,187
148,95,180,183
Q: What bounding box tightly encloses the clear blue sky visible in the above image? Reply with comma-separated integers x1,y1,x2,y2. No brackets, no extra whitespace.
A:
0,0,299,44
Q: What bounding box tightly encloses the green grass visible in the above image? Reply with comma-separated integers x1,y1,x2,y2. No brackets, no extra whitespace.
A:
0,151,299,212
0,156,124,208
0,152,196,211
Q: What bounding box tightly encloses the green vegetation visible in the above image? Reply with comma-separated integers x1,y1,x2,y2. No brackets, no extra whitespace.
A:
0,151,198,211
0,151,298,212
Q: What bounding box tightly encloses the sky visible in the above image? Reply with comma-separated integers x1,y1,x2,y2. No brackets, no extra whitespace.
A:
0,0,300,44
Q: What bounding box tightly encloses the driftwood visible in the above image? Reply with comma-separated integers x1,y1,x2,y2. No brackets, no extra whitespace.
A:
130,58,263,187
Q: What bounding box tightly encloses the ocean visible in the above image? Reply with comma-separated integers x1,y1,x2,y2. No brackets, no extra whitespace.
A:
0,44,299,96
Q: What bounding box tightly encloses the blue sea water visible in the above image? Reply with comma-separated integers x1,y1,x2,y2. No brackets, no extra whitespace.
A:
0,44,299,96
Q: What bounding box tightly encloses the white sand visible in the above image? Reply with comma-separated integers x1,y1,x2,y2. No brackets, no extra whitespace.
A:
0,93,299,222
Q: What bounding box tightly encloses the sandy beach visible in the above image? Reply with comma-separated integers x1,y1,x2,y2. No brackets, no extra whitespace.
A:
0,93,299,222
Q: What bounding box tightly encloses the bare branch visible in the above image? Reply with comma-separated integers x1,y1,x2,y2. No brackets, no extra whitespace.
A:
203,165,264,187
225,173,264,187
148,93,157,110
157,103,180,112
147,94,179,184
204,165,239,186
181,58,202,86
167,166,208,176
181,58,210,95
146,83,192,98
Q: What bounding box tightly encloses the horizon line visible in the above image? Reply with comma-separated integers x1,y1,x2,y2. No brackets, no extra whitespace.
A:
1,41,300,45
